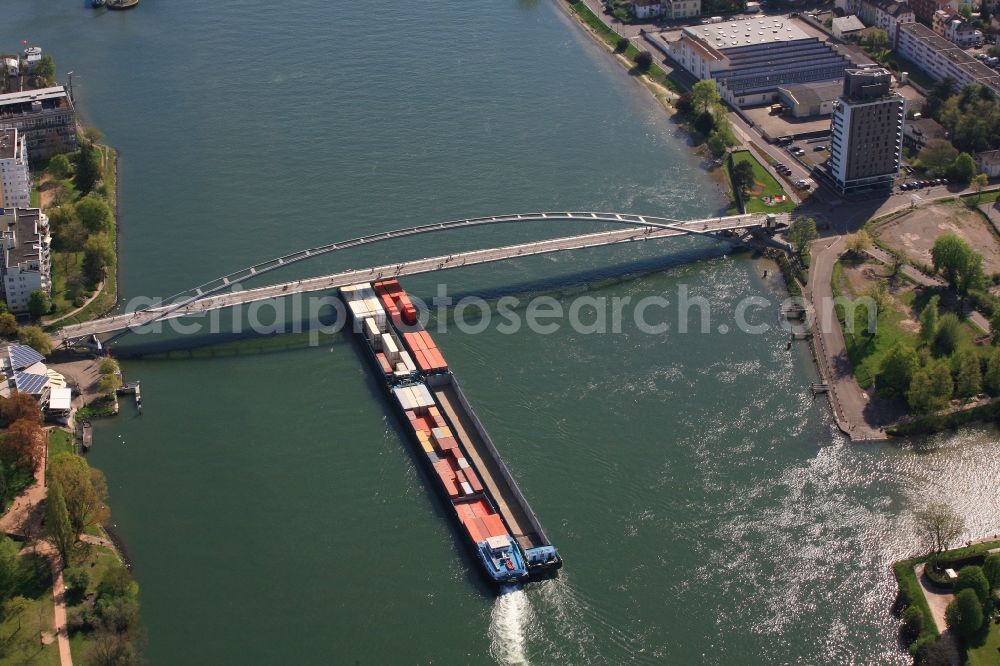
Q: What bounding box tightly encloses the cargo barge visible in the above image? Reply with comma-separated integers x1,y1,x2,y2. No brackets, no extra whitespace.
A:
341,280,561,585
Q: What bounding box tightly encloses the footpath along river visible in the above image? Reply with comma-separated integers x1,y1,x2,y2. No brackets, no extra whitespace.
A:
8,0,1000,663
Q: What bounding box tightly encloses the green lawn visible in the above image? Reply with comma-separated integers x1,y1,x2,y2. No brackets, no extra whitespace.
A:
66,542,126,664
730,150,796,214
47,429,75,458
0,553,59,666
967,620,1000,666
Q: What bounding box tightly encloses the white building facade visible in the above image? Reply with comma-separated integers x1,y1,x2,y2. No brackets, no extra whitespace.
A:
0,209,51,313
0,130,30,210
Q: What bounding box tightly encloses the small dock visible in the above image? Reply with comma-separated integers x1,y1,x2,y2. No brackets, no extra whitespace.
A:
116,381,142,412
810,382,830,395
81,421,93,452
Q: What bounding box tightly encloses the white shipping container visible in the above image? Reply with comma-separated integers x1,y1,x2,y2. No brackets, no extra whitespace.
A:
460,482,473,495
382,334,399,360
399,351,416,373
364,317,380,342
392,386,414,411
456,457,471,469
411,383,434,408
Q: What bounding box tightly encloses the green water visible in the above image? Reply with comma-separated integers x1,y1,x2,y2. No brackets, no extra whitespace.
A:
7,1,1000,664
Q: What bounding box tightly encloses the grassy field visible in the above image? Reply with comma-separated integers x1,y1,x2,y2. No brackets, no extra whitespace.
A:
0,553,59,666
967,621,1000,666
47,428,75,458
729,150,796,214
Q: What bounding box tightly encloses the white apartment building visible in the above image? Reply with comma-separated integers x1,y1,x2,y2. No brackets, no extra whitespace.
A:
0,208,51,313
0,130,30,210
633,0,664,19
931,10,983,47
896,22,1000,95
825,67,905,195
632,0,700,19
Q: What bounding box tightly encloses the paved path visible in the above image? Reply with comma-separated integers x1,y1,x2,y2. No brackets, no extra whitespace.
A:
808,236,889,441
17,541,73,666
0,435,48,539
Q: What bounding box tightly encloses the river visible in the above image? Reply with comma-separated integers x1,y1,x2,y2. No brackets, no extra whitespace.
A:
6,1,1000,664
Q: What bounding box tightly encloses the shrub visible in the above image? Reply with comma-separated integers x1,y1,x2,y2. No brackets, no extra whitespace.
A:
614,37,629,53
633,50,653,72
945,588,984,641
694,110,715,134
954,565,991,606
983,553,1000,590
900,605,925,646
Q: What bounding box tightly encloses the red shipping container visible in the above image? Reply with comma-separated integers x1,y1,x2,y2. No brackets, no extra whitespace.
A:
464,519,485,543
412,417,432,434
464,467,484,493
455,469,467,485
482,514,507,538
469,500,490,518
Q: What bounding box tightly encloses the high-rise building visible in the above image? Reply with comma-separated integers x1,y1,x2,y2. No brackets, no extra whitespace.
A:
0,129,30,210
825,67,905,196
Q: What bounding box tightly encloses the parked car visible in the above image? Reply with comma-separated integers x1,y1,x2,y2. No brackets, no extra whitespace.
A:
813,144,826,151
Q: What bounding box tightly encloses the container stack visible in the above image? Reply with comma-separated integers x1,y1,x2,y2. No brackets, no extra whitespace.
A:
342,283,417,378
374,279,418,326
455,500,509,545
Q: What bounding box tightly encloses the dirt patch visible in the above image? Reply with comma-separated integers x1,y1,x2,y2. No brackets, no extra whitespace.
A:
874,203,1000,274
842,260,919,330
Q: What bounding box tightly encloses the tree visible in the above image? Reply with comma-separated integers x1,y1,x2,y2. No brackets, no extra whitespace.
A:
0,537,20,605
0,314,17,339
82,234,114,287
878,342,920,398
954,566,991,608
633,50,652,72
47,154,72,180
900,605,924,646
96,373,122,395
913,501,964,553
862,28,889,52
75,196,113,234
919,296,939,345
932,313,962,356
0,393,42,428
985,348,1000,395
972,172,988,197
32,55,55,87
45,479,75,566
732,160,755,192
955,353,982,399
675,91,694,116
983,553,1000,590
27,290,50,319
74,140,102,195
945,588,983,640
694,110,715,135
959,3,973,19
48,453,110,537
63,567,90,605
0,419,44,475
912,636,952,666
98,357,120,376
948,152,977,184
845,230,872,255
17,326,52,356
707,117,737,156
692,79,720,114
614,37,629,53
87,631,140,666
918,139,958,177
788,217,818,257
931,234,983,294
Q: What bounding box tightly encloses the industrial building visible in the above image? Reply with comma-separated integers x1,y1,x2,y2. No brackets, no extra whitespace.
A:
0,86,77,162
0,208,51,313
825,67,905,195
0,129,29,209
663,18,853,107
776,80,844,117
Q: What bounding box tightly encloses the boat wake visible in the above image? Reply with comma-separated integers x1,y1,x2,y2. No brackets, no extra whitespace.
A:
489,584,533,666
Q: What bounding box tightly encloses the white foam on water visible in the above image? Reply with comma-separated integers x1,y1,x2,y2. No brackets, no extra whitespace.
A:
489,584,532,666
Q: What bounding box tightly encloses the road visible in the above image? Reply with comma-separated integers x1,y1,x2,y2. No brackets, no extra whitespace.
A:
56,213,776,342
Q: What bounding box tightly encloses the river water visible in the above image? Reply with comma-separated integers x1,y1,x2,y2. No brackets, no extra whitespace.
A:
6,1,1000,664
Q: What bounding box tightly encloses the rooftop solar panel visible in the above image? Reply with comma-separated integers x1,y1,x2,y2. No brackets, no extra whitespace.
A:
13,371,48,395
8,344,45,371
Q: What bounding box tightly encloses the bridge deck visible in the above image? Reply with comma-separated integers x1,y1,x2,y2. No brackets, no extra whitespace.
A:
55,212,782,343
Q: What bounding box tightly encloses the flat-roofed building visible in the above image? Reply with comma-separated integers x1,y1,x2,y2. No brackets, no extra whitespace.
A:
0,129,29,210
832,15,867,39
0,86,77,162
896,22,1000,95
825,67,905,195
632,0,665,19
777,80,844,116
664,18,853,107
0,208,51,313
